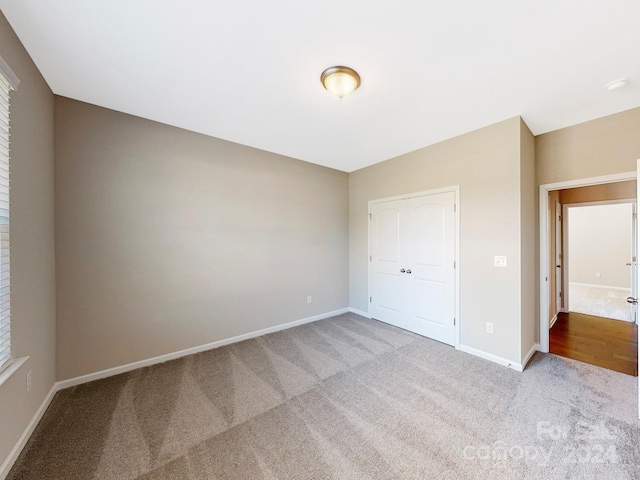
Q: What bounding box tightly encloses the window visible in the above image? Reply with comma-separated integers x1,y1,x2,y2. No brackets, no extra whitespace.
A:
0,57,19,375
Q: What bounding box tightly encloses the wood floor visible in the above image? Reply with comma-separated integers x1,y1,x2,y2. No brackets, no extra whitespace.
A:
550,312,638,376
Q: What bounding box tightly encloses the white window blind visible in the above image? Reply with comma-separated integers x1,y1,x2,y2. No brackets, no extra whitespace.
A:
0,73,12,374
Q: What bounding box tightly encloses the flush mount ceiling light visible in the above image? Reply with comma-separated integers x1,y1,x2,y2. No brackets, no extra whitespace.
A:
605,79,628,91
321,66,360,98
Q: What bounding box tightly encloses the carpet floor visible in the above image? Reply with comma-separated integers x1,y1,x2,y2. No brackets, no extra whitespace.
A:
7,313,640,479
569,282,632,322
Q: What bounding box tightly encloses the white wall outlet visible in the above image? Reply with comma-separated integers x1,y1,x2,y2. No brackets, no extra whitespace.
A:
486,322,494,334
26,371,32,393
595,272,601,278
494,256,507,268
307,296,312,304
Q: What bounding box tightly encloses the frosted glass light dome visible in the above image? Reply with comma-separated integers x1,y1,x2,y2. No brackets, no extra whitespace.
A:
321,66,360,98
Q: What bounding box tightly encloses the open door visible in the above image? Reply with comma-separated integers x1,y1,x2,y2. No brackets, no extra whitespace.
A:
555,201,563,314
631,159,640,418
631,202,638,325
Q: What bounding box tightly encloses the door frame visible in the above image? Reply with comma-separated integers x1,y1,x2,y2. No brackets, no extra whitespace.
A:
555,201,564,316
539,171,636,353
368,185,460,349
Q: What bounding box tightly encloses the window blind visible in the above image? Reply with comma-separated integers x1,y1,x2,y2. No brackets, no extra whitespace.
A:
0,73,11,374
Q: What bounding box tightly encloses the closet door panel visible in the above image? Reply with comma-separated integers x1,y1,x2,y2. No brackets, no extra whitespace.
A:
370,201,405,328
406,192,455,345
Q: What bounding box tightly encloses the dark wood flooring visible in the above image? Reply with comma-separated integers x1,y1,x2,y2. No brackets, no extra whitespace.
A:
550,312,638,376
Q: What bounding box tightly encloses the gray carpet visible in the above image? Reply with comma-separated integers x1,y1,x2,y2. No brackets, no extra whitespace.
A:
7,313,640,479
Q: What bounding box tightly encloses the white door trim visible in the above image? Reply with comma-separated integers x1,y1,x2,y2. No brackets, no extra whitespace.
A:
368,186,460,349
562,203,569,313
538,171,636,353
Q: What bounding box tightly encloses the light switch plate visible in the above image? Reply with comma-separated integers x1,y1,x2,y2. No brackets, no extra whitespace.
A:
494,256,507,267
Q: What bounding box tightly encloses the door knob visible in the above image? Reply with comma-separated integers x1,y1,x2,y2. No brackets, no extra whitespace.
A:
627,297,638,305
626,263,632,266
406,269,412,274
556,265,561,268
400,268,405,273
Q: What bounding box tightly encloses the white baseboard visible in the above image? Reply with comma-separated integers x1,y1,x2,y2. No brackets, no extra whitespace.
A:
347,307,370,318
569,282,631,292
520,343,540,371
57,308,349,390
0,383,58,480
458,344,526,372
549,313,558,329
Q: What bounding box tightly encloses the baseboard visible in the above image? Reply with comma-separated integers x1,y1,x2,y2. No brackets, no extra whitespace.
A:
458,344,525,372
549,313,558,329
0,383,58,480
520,343,540,372
347,307,370,318
569,282,631,292
57,308,349,390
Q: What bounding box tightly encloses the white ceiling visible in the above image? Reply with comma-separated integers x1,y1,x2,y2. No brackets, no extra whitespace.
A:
1,1,639,172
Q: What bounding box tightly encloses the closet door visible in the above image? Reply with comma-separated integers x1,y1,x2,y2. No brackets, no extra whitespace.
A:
370,199,406,329
369,190,456,346
405,192,455,345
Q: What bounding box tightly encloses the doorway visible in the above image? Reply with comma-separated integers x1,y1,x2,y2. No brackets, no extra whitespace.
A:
541,176,638,377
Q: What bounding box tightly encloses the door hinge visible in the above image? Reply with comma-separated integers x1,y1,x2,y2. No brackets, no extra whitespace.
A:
560,291,563,298
453,318,456,325
453,261,456,269
454,204,457,212
369,296,372,303
369,213,372,219
634,213,637,220
369,255,372,261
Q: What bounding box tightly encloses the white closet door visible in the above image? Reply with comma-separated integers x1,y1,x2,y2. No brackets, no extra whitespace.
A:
370,190,456,346
370,200,406,329
405,192,455,345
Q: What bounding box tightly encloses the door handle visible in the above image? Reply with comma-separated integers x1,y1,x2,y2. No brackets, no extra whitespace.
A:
627,297,638,305
626,263,632,266
406,269,412,274
556,265,561,268
400,268,405,273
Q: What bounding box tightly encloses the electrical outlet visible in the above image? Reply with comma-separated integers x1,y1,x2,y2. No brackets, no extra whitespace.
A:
307,296,312,304
26,371,32,393
486,322,494,334
595,272,601,278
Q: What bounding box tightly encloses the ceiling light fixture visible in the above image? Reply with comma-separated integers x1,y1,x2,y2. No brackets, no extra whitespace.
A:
321,66,360,98
605,79,628,91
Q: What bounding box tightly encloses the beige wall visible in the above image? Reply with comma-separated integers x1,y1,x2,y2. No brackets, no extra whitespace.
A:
519,119,537,362
568,203,632,288
350,117,527,364
55,97,349,381
0,12,56,469
537,107,640,186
